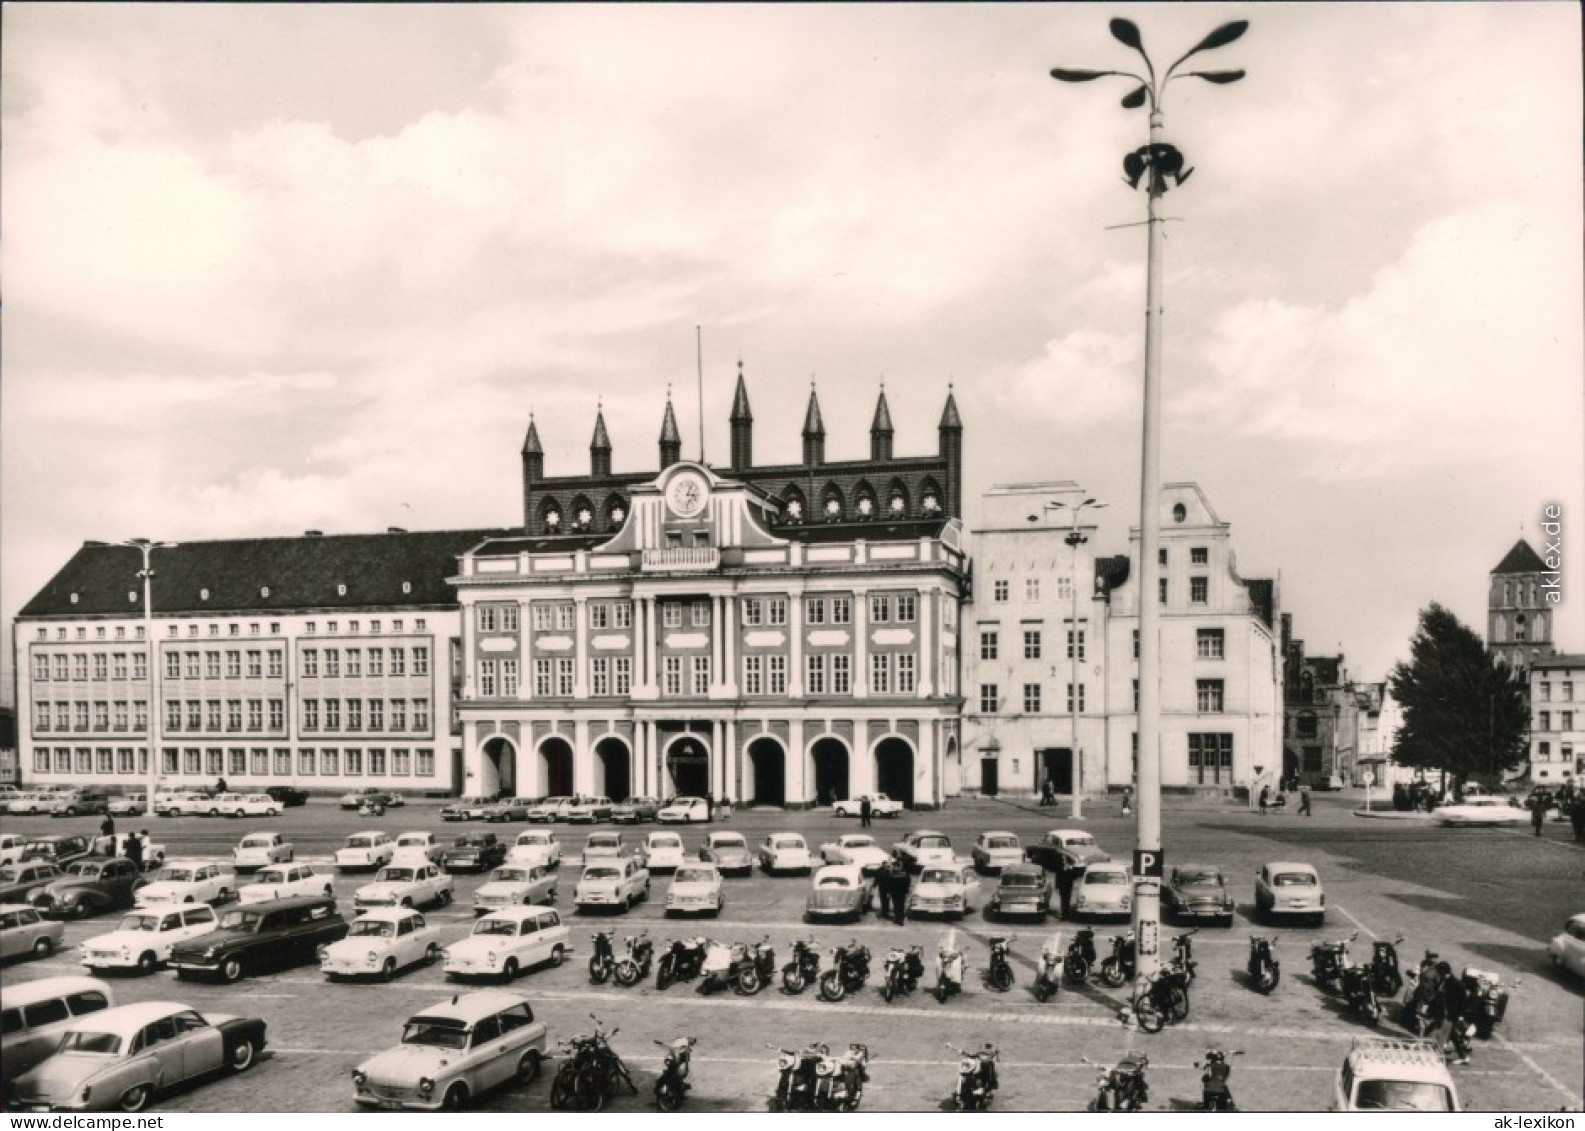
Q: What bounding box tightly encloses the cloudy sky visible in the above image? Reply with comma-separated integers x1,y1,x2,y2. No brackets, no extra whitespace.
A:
3,3,1581,697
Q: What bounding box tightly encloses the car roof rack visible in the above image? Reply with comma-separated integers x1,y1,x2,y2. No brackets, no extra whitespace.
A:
1348,1037,1445,1065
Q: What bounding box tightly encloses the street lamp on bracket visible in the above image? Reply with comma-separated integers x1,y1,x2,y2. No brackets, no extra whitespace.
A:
1048,497,1107,820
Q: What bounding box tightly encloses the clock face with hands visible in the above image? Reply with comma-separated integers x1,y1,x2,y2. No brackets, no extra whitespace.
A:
666,469,708,518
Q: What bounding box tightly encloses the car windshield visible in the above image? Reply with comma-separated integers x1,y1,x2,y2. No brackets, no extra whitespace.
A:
348,837,379,848
452,840,483,849
588,838,618,847
1002,874,1041,889
255,869,289,884
1064,836,1097,848
398,838,427,847
921,869,959,885
985,837,1018,848
377,869,415,883
1086,871,1127,886
1274,873,1317,887
1354,1081,1453,1112
817,874,854,888
118,914,166,931
64,862,102,877
492,869,531,883
402,1018,469,1050
474,919,519,936
843,837,875,849
350,920,395,938
774,838,803,849
58,1031,122,1055
651,839,680,849
241,836,273,848
713,836,746,849
518,835,549,845
584,867,620,880
1176,869,1224,886
153,868,196,883
675,868,715,884
917,837,949,849
219,909,262,930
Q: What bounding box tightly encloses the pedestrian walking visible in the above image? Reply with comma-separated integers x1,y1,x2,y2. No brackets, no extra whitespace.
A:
720,796,733,820
1531,800,1545,837
215,777,227,794
100,813,116,839
876,858,899,920
1120,785,1133,817
1439,963,1470,1065
1259,786,1270,816
1056,866,1077,919
1298,785,1312,816
860,796,873,828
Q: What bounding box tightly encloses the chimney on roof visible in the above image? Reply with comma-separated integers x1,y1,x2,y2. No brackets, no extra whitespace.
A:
305,530,324,537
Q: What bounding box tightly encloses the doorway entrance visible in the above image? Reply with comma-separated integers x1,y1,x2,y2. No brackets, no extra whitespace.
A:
1040,748,1073,795
595,738,630,801
980,758,999,796
811,738,850,806
873,737,915,807
540,737,574,796
747,738,786,807
483,736,516,797
665,737,710,799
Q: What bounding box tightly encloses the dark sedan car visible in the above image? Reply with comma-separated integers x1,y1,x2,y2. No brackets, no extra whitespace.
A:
441,834,506,874
29,858,145,919
265,786,310,807
20,836,99,868
1165,863,1235,926
987,864,1053,920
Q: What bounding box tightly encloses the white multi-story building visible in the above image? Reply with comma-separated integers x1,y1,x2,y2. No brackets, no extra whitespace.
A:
1530,654,1585,785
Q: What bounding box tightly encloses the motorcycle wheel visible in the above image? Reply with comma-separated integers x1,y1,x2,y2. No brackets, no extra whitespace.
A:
735,966,763,996
614,960,640,987
1068,957,1090,985
838,1080,863,1112
1033,981,1051,1003
1259,965,1280,994
818,969,847,1002
550,1074,576,1111
989,964,1013,992
783,966,807,994
656,1077,683,1113
1136,997,1166,1033
881,978,895,1003
1363,998,1380,1024
1475,1018,1494,1040
656,958,674,991
1167,985,1190,1022
589,957,610,985
1380,969,1403,997
575,1073,607,1113
1100,957,1127,988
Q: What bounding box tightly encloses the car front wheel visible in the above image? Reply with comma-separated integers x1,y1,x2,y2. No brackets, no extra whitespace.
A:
118,1085,154,1113
228,1037,258,1072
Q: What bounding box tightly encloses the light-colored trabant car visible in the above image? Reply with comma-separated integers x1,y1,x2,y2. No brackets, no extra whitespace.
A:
1072,861,1133,919
657,796,710,824
393,831,446,864
210,793,281,818
9,1000,266,1113
340,787,395,811
441,796,496,822
80,905,218,974
443,906,569,980
136,860,234,908
472,865,558,916
105,796,145,818
1255,861,1326,926
1331,1037,1460,1112
574,858,651,913
157,793,214,818
665,864,725,917
892,830,954,874
818,833,891,876
354,863,456,912
907,862,981,919
320,908,449,981
237,863,333,904
699,831,754,876
833,793,904,818
351,990,546,1111
1,902,65,961
335,831,396,873
5,792,51,816
641,831,688,872
971,832,1024,874
757,833,814,876
482,797,532,823
0,833,29,866
582,831,628,861
507,830,562,868
232,832,293,873
805,864,873,922
525,796,574,823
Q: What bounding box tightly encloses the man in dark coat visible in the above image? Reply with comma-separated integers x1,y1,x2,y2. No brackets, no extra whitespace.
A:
1298,785,1312,816
125,831,144,871
887,859,911,925
876,858,898,920
1531,799,1545,837
1437,961,1469,1063
100,813,116,839
860,796,872,828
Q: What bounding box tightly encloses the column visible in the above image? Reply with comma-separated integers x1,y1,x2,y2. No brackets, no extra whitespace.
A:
520,601,535,702
919,718,938,808
573,718,592,794
711,719,724,799
722,595,740,695
723,717,738,803
789,717,806,806
789,588,805,697
572,598,589,698
853,589,869,697
643,598,659,694
636,720,649,796
918,587,936,696
710,596,727,696
461,718,482,795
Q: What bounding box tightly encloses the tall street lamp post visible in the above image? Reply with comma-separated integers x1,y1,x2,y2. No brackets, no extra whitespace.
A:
117,539,177,817
1050,497,1107,820
1052,16,1247,982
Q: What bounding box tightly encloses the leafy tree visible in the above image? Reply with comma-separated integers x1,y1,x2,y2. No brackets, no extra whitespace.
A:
1388,603,1530,787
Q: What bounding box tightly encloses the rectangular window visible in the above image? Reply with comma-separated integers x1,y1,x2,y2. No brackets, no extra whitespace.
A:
324,649,340,678
897,653,916,693
392,748,410,776
832,654,851,694
554,659,573,697
206,748,224,776
588,603,608,630
348,699,363,730
369,748,386,775
591,657,610,696
1564,711,1576,731
532,605,552,631
300,748,317,775
1191,547,1209,566
993,580,1009,603
896,594,917,623
93,654,108,680
413,699,430,731
1190,577,1208,604
57,654,72,681
117,747,135,775
1025,578,1041,601
324,699,341,730
390,700,407,731
247,700,263,731
1067,683,1085,713
1541,682,1552,702
823,597,847,626
500,659,518,697
664,657,683,696
390,648,406,677
416,748,435,777
1066,629,1086,661
1056,576,1073,601
553,607,574,633
226,700,242,731
1539,711,1551,731
33,653,49,681
691,600,710,627
1133,678,1140,711
268,700,284,730
613,602,632,629
133,653,148,680
204,652,221,680
744,655,763,695
691,655,711,696
979,683,999,713
303,700,319,731
33,746,49,771
320,748,339,776
768,655,787,695
1537,741,1551,762
534,659,552,696
1196,628,1225,659
1023,683,1041,713
1159,578,1168,605
36,702,52,732
93,702,109,730
1197,679,1225,712
870,596,890,624
1023,629,1042,660
225,650,241,678
368,699,384,731
246,650,262,678
413,647,429,676
94,747,112,775
871,653,891,694
204,700,220,730
165,701,182,731
248,747,267,775
480,660,498,698
184,652,200,679
345,748,363,776
180,748,199,775
273,748,291,775
112,653,128,680
766,598,787,626
662,602,683,629
1159,548,1168,566
478,605,498,633
742,600,763,627
346,649,362,677
614,657,632,695
805,598,826,625
1133,629,1140,659
806,654,827,695
367,648,384,677
302,649,319,678
979,629,999,660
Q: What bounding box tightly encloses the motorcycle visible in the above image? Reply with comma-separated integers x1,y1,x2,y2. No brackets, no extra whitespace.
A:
550,1015,638,1112
735,936,777,995
946,1042,999,1111
1033,933,1064,1002
881,944,926,1002
1371,934,1405,997
1339,962,1381,1023
1196,1048,1242,1111
769,1042,869,1112
1134,968,1191,1033
1086,1053,1149,1112
1309,931,1356,992
1100,931,1136,988
696,939,737,995
935,940,965,1003
1066,928,1098,985
1171,930,1199,985
1247,935,1280,994
614,932,653,987
656,937,708,991
769,1043,824,1112
357,800,386,818
781,936,822,994
986,935,1016,992
819,940,872,1003
1461,967,1514,1039
653,1036,696,1112
589,930,618,985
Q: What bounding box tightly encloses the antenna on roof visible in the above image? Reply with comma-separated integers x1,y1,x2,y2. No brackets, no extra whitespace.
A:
695,325,706,465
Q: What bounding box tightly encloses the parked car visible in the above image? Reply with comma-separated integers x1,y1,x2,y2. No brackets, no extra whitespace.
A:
442,833,506,874
574,857,651,913
1165,863,1236,926
1070,861,1134,919
237,863,333,904
971,832,1024,874
264,785,310,808
817,833,891,876
1,902,66,961
341,787,395,811
4,791,52,815
136,860,235,908
21,835,97,868
699,831,754,875
442,796,497,822
1254,861,1326,926
987,864,1053,920
832,793,904,818
611,796,660,824
657,796,710,824
79,905,218,974
483,798,532,823
758,833,813,875
472,864,558,917
169,895,348,983
50,790,111,817
665,864,725,917
1024,829,1110,875
0,977,115,1081
443,906,569,980
1436,797,1528,828
641,831,688,872
335,831,397,873
154,792,213,817
1331,1037,1460,1112
892,830,954,873
212,793,282,818
320,907,450,981
8,1001,267,1113
565,796,614,824
0,862,65,904
805,864,872,922
392,831,446,864
582,831,628,860
232,832,294,872
29,858,146,919
525,796,574,823
0,834,30,866
908,862,981,919
354,863,456,912
105,796,146,817
1547,912,1585,979
507,830,562,868
351,991,547,1111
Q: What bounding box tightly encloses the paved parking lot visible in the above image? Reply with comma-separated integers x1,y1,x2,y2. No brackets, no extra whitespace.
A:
3,791,1580,1112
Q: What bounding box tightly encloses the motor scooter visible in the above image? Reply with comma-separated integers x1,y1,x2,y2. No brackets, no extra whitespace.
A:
1033,932,1063,1002
1309,931,1355,992
1461,967,1515,1039
985,935,1016,992
946,1042,998,1111
1370,934,1405,997
696,939,736,995
614,932,653,987
1065,928,1098,985
1085,1053,1149,1112
653,1036,696,1112
1247,935,1280,993
781,936,821,994
1171,930,1199,984
1100,931,1137,987
734,936,776,995
935,940,965,1003
1195,1048,1242,1111
655,937,708,990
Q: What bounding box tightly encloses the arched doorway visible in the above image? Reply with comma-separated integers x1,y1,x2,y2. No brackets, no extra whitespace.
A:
540,737,574,797
482,736,516,797
811,737,850,806
595,737,631,801
665,736,710,799
746,737,786,807
874,736,915,807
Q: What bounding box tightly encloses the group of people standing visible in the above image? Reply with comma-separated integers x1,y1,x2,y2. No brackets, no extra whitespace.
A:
98,813,151,869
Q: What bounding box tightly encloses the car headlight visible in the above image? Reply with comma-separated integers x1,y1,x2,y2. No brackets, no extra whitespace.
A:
365,952,378,966
418,1077,434,1096
352,1070,368,1089
1121,896,1132,909
487,951,498,964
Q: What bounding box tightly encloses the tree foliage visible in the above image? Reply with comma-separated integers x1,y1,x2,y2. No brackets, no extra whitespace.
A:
1388,603,1530,784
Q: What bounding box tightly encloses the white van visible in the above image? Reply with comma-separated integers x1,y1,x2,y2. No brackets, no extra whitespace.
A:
0,975,116,1078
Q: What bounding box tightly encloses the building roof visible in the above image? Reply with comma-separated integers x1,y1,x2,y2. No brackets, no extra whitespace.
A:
18,528,515,619
521,417,543,456
1492,539,1548,575
1532,653,1585,670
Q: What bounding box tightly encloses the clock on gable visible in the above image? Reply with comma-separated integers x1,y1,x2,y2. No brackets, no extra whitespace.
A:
665,468,709,518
